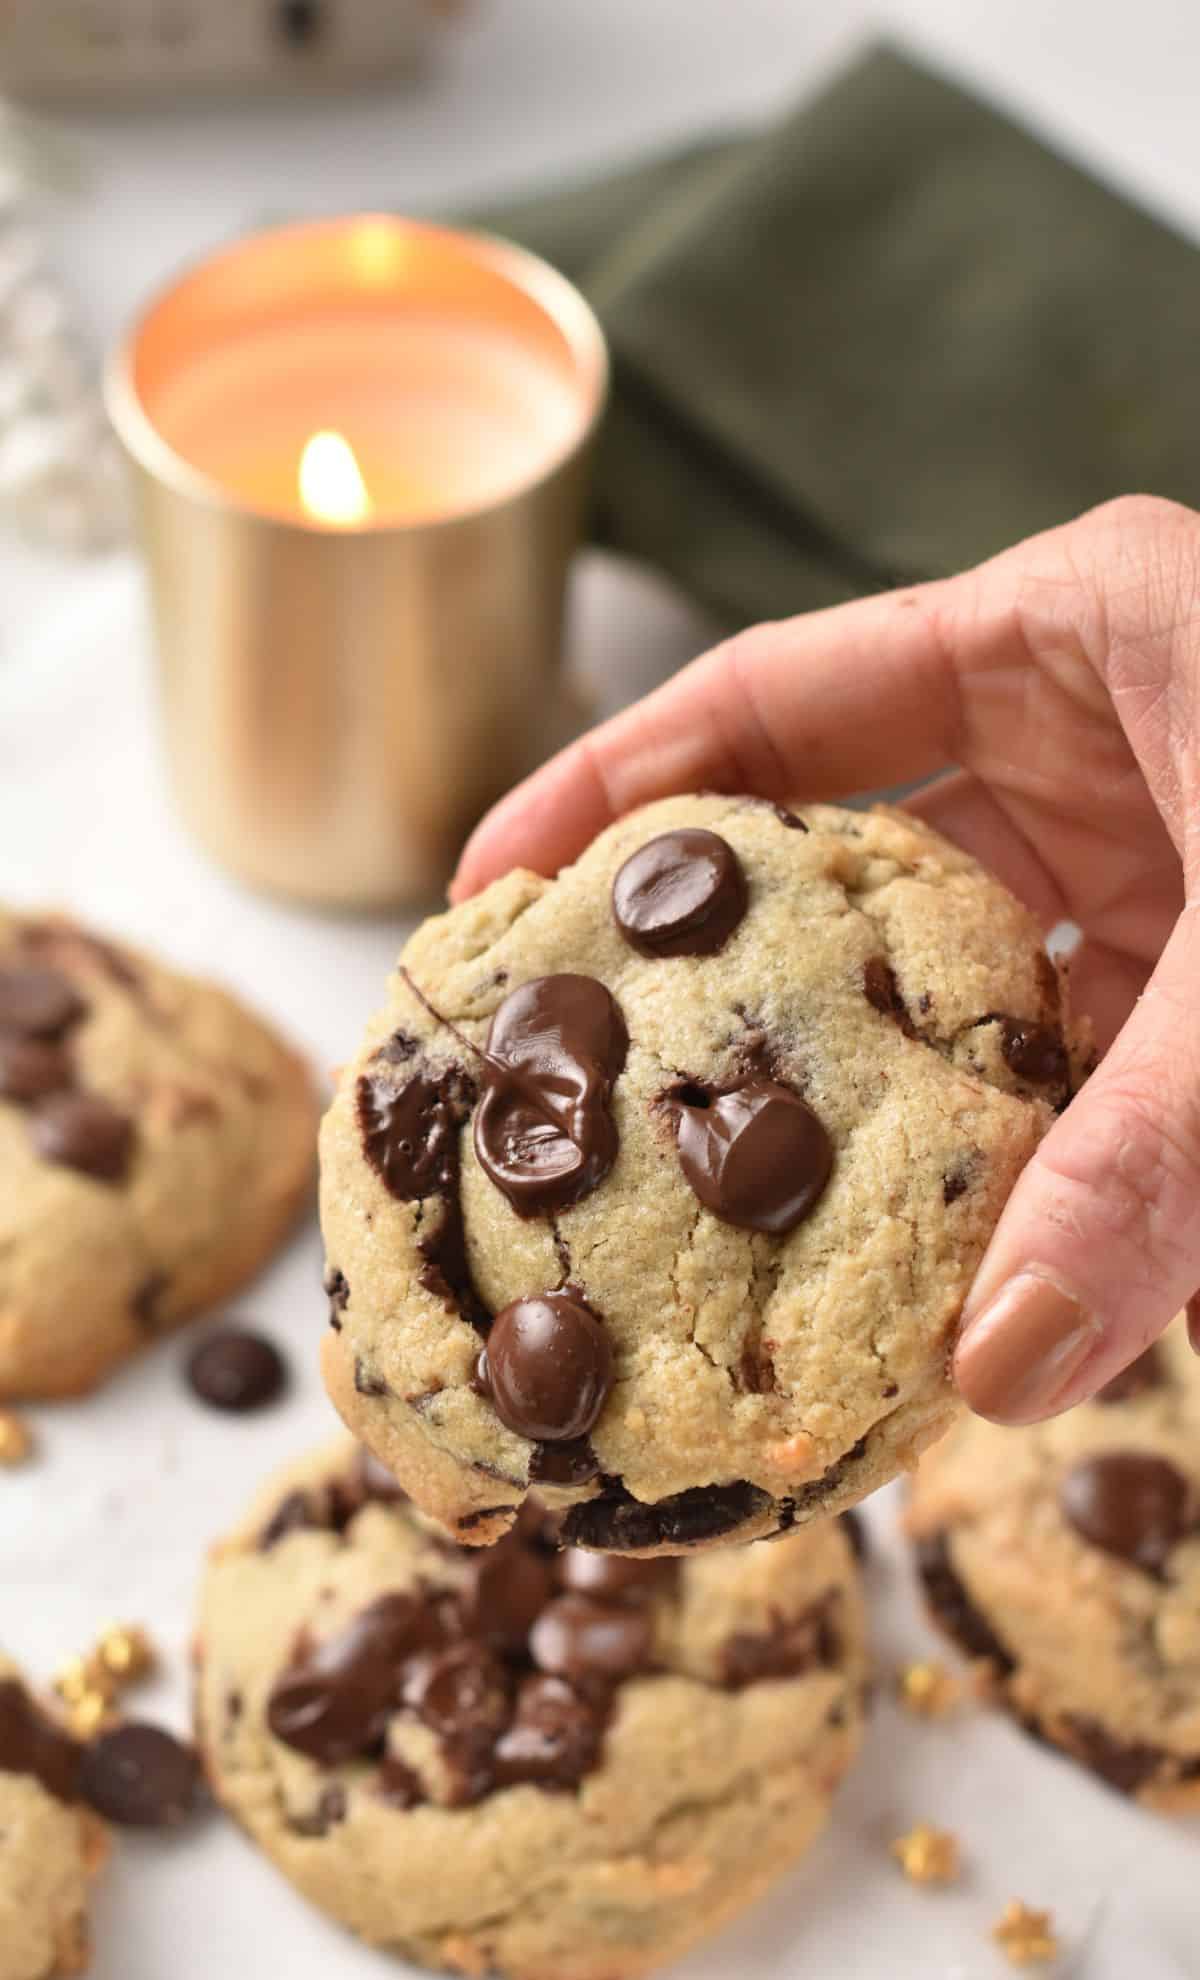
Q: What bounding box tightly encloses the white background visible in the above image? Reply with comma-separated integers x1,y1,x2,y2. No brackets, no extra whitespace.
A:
2,6,1200,1978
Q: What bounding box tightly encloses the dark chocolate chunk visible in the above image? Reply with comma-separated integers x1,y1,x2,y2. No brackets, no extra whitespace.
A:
492,1675,605,1790
530,1593,653,1681
0,965,84,1039
556,1551,678,1601
289,1783,348,1835
0,1034,72,1104
30,1091,134,1182
666,1078,832,1235
460,1544,556,1657
324,1268,350,1330
997,1016,1068,1086
357,1063,475,1204
529,1437,601,1486
1059,1452,1191,1575
722,1595,839,1686
259,1491,318,1551
268,1593,437,1764
1095,1344,1164,1404
915,1532,1015,1673
1060,1714,1167,1796
353,1359,390,1398
78,1723,199,1828
0,1679,82,1803
941,1156,976,1206
478,1292,613,1443
611,829,747,958
862,957,914,1036
563,1478,773,1553
760,800,807,830
401,1642,511,1744
187,1329,286,1412
474,975,628,1217
375,1755,424,1807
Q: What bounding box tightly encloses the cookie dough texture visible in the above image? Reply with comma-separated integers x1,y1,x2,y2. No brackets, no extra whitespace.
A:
0,1656,105,1980
908,1319,1200,1807
321,796,1083,1549
0,912,317,1399
196,1439,867,1980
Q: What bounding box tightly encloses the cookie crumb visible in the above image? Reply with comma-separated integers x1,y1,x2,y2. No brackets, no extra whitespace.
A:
897,1659,962,1718
67,1689,121,1740
55,1655,117,1709
991,1900,1058,1965
890,1823,961,1884
96,1623,157,1687
0,1409,34,1465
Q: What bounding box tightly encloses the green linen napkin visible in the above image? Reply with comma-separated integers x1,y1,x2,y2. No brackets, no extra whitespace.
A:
478,43,1200,628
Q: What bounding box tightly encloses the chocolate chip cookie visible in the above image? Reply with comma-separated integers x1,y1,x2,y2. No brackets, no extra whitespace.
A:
196,1439,867,1980
0,911,317,1398
907,1317,1200,1807
320,796,1085,1549
0,1654,107,1979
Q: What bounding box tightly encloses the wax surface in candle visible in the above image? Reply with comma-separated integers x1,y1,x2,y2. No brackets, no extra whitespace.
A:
149,309,587,524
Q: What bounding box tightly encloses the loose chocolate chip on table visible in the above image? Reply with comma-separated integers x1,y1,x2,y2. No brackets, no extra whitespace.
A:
556,1551,677,1600
914,1532,1016,1673
474,975,628,1217
0,1680,82,1803
611,829,748,958
187,1329,287,1412
78,1723,199,1828
667,1078,832,1235
996,1016,1068,1086
1095,1344,1164,1404
0,966,84,1038
30,1091,135,1182
478,1292,613,1443
268,1593,437,1765
530,1593,654,1681
1059,1452,1191,1574
492,1674,605,1790
0,1034,72,1104
528,1437,602,1486
862,957,915,1036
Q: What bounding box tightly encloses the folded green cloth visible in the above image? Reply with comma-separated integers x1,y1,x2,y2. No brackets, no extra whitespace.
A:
479,43,1200,627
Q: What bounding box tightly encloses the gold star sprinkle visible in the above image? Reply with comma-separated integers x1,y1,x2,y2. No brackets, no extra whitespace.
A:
67,1690,119,1740
992,1900,1058,1965
0,1411,33,1466
890,1823,961,1884
897,1659,962,1718
53,1657,113,1708
95,1624,156,1686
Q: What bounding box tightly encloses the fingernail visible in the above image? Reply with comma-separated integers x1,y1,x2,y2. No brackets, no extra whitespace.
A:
953,1271,1099,1423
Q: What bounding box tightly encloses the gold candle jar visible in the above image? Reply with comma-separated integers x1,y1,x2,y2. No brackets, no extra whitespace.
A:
105,217,608,908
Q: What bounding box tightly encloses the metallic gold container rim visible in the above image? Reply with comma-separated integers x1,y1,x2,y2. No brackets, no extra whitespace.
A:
103,213,610,535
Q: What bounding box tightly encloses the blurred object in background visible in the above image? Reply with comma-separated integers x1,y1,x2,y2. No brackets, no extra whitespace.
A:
0,104,125,550
0,0,463,101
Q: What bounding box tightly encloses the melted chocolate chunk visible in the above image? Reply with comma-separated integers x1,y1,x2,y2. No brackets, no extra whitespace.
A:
461,1545,556,1657
0,966,84,1039
31,1091,135,1182
721,1594,840,1686
530,1594,653,1682
357,1060,489,1332
268,1594,440,1765
1059,1452,1191,1575
666,1078,832,1235
611,829,747,958
862,957,914,1036
401,1641,511,1804
1095,1344,1164,1404
0,1680,82,1803
529,1438,601,1486
996,1016,1068,1087
0,1034,71,1104
474,975,628,1217
187,1329,286,1412
376,1755,423,1807
492,1674,605,1790
478,1292,613,1443
259,1491,320,1552
562,1478,774,1552
1059,1715,1168,1796
77,1724,199,1829
915,1532,1015,1673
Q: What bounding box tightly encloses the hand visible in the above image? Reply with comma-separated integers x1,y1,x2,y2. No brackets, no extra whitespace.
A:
454,495,1200,1424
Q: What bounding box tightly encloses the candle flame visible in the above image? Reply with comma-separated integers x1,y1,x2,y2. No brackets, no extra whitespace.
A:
298,430,371,526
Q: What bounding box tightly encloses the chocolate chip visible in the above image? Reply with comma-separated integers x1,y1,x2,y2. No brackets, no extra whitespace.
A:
1095,1344,1164,1404
997,1016,1068,1086
268,1593,437,1764
474,976,628,1217
78,1724,199,1828
353,1359,390,1398
478,1292,613,1443
862,957,914,1036
289,1783,347,1835
30,1091,135,1182
324,1268,350,1330
1059,1715,1167,1796
259,1491,319,1551
941,1156,976,1206
0,1034,72,1104
563,1478,773,1552
358,1064,475,1202
187,1330,286,1412
529,1438,602,1486
377,1031,420,1064
530,1594,653,1681
0,966,84,1038
611,829,748,958
666,1078,832,1235
401,1642,511,1743
492,1675,605,1791
556,1551,678,1601
0,1680,82,1803
376,1755,424,1807
722,1596,840,1685
914,1532,1015,1673
1059,1452,1191,1575
461,1544,556,1657
757,800,808,830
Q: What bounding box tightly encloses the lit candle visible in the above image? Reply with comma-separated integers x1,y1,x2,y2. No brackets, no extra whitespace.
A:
107,218,608,906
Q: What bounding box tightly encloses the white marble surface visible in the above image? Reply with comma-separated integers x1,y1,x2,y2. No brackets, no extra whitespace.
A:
2,10,1200,1978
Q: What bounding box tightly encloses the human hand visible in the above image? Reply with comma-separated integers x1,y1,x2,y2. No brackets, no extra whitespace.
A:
453,496,1200,1424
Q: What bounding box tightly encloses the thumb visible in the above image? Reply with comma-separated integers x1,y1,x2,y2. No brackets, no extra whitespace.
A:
953,907,1200,1421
